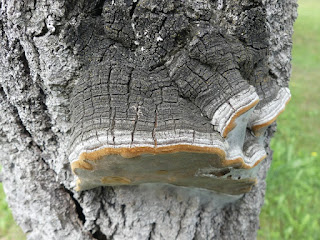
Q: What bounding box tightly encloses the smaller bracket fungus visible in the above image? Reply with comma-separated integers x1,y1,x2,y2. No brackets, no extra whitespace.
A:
248,88,291,136
68,1,291,196
211,86,260,138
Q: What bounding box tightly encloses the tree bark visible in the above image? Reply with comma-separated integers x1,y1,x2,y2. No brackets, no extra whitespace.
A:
0,0,297,239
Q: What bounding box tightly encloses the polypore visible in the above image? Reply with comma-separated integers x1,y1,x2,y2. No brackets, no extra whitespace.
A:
69,1,290,196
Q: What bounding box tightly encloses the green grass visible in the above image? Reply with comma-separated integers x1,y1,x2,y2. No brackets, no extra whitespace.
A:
0,0,319,239
258,0,320,239
0,183,25,240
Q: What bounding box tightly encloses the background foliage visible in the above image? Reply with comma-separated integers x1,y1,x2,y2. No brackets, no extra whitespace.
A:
258,0,320,239
0,0,319,239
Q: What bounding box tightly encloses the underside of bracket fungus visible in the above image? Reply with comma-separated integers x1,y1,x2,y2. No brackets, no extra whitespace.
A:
69,0,291,195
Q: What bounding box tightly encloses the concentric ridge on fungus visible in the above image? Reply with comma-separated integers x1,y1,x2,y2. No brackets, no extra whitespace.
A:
70,86,289,194
68,1,291,194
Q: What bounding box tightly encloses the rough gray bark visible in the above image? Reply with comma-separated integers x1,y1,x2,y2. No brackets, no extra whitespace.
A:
0,1,297,239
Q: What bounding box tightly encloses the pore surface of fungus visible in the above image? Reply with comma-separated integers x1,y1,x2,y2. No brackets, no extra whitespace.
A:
69,0,290,195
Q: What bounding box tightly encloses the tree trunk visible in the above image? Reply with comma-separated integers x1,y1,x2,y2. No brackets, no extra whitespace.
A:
0,1,297,239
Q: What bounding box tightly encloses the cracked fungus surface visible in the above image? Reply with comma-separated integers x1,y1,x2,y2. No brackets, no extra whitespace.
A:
69,0,290,194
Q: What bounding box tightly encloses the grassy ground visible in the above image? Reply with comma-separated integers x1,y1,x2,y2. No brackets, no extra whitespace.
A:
258,0,320,239
0,0,319,239
0,179,25,239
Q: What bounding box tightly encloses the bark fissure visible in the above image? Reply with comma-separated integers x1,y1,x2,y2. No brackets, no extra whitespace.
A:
192,211,202,240
130,0,140,18
152,107,158,146
63,187,86,225
34,22,49,37
92,0,105,17
131,104,139,144
92,227,108,240
148,222,156,240
120,204,126,227
19,50,31,75
109,223,119,240
175,202,189,239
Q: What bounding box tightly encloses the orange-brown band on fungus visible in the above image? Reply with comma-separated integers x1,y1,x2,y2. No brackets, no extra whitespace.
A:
224,154,267,169
222,99,260,138
71,145,266,173
237,178,258,192
71,159,94,171
81,145,227,161
71,145,227,173
251,97,291,135
75,178,82,191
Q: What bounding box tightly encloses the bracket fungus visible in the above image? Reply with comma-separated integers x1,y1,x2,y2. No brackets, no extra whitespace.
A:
69,1,291,196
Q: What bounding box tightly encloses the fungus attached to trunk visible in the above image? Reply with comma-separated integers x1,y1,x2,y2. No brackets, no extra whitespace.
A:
69,0,290,196
71,145,258,195
248,87,291,136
